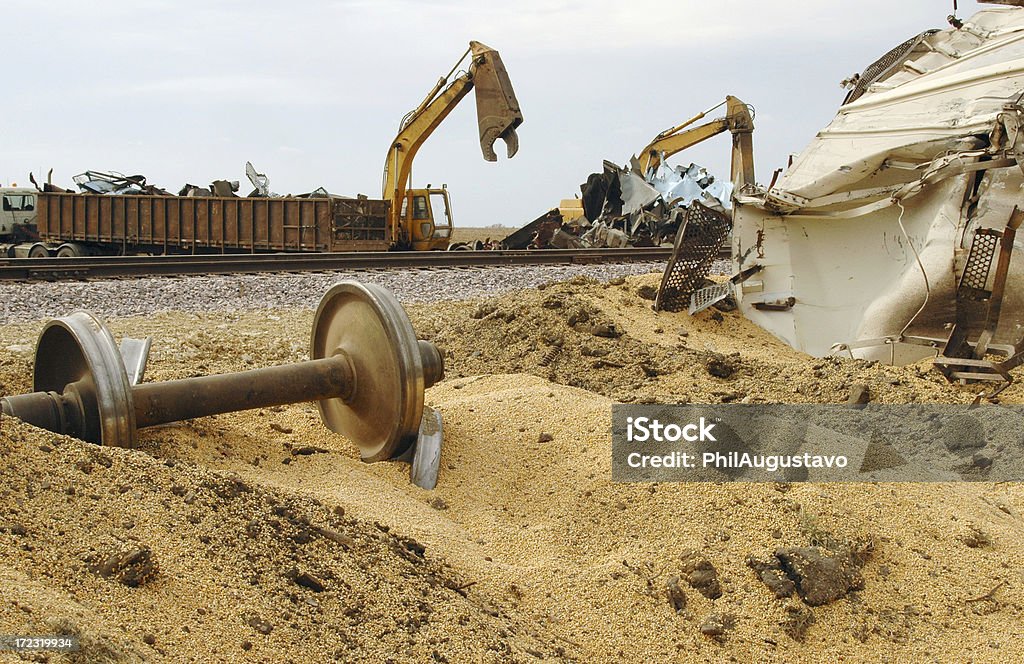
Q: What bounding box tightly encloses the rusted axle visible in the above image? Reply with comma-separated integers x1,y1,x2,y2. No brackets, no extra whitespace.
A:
132,357,356,428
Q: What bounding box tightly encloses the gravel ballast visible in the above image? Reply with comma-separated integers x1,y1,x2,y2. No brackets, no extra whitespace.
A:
0,262,672,324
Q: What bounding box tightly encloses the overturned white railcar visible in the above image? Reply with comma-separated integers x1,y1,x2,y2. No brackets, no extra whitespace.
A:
733,5,1024,387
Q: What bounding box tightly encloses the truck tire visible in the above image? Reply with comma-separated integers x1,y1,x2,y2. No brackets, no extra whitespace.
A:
56,243,85,258
28,244,50,258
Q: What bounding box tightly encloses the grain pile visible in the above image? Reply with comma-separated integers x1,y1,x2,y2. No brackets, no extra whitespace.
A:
1,273,1022,662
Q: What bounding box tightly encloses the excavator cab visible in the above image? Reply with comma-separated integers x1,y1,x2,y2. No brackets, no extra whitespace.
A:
401,186,453,251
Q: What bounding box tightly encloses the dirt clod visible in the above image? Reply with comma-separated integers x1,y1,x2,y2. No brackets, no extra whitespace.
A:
94,544,158,587
704,353,738,379
247,617,273,635
746,556,797,599
773,546,865,606
665,577,687,613
291,445,326,456
958,524,992,549
681,554,723,600
292,569,326,593
699,612,736,639
637,285,658,300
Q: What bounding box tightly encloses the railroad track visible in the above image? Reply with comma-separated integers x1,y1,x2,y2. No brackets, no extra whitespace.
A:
0,247,674,282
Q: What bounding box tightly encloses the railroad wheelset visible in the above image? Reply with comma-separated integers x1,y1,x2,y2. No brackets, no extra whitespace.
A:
1,281,446,488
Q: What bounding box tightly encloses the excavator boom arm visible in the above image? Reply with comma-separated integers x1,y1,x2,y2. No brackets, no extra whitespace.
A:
382,41,523,206
638,118,730,174
635,95,754,189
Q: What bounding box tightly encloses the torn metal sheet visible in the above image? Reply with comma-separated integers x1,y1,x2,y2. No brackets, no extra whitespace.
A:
178,184,212,197
703,179,733,211
410,406,443,490
618,170,661,215
501,209,562,249
210,180,240,197
119,337,151,386
246,161,271,197
296,187,332,199
689,265,763,315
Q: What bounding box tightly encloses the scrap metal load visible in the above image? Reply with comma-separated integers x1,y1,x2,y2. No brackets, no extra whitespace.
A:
34,186,392,258
727,2,1024,393
508,96,753,250
577,159,734,246
504,160,735,250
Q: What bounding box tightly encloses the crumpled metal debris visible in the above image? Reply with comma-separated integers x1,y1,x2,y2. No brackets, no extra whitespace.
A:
179,180,240,197
68,164,337,201
648,162,733,212
295,187,332,199
178,183,212,197
28,170,69,193
501,209,562,249
73,171,171,196
618,170,661,215
526,158,732,249
211,180,240,197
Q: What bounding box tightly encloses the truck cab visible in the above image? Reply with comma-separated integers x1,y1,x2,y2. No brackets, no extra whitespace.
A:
0,187,38,240
400,185,454,251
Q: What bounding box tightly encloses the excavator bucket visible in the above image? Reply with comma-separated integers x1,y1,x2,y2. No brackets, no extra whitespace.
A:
469,40,523,161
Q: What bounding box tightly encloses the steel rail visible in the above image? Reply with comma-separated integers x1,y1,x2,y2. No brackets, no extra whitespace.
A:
0,248,673,282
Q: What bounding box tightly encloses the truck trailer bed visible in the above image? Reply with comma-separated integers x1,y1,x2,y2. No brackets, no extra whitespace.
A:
36,193,391,255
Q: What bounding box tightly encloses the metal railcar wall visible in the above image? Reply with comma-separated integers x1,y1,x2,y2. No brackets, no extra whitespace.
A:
37,193,390,254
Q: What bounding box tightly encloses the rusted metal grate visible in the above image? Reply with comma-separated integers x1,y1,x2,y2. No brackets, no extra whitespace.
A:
689,281,732,315
958,228,999,299
655,202,730,313
843,31,936,105
934,209,1024,394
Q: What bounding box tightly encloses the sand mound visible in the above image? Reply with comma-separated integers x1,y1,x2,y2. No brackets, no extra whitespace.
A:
1,273,1022,661
0,417,563,662
414,273,985,405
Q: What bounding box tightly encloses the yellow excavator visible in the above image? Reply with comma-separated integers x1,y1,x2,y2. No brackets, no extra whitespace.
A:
559,95,753,222
633,95,754,183
383,41,523,250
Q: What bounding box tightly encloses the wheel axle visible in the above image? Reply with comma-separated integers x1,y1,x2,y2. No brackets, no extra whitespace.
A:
1,282,444,465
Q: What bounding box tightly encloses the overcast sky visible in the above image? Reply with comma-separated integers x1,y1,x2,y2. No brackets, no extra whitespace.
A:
3,1,965,228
